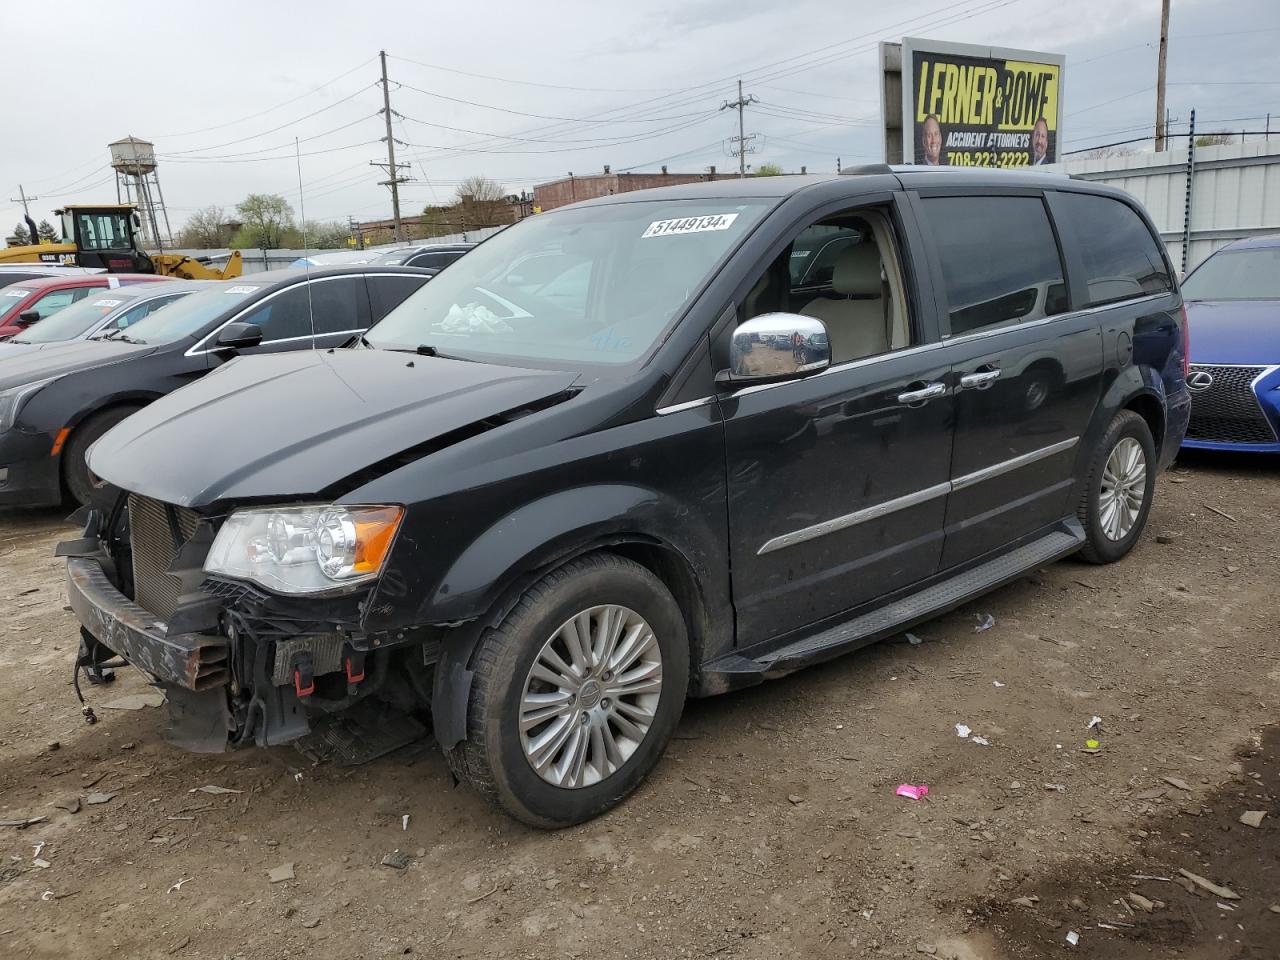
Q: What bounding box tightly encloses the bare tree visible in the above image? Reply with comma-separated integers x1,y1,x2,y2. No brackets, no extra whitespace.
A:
178,205,232,248
1075,146,1137,160
453,176,512,230
454,176,507,204
1194,131,1235,147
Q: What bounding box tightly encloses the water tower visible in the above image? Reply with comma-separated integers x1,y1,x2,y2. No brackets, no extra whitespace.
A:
109,136,172,247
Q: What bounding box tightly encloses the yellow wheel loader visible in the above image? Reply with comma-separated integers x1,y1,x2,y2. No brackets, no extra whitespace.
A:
0,205,242,279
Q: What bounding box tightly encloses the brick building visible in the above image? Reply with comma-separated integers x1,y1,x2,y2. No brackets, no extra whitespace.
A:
533,166,728,212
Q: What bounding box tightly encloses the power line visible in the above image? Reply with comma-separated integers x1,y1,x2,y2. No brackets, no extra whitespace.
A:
387,53,680,94
1168,80,1280,86
1066,86,1156,117
755,84,877,104
155,56,378,138
393,107,717,143
164,85,380,155
42,164,114,196
397,114,721,156
392,78,721,125
157,114,380,161
159,140,383,164
385,0,1022,164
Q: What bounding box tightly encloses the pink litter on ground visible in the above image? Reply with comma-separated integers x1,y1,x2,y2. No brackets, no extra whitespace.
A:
895,783,929,800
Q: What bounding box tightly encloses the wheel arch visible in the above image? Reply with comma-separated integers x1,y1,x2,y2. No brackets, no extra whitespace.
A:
58,394,157,481
421,485,726,751
62,391,160,434
1122,389,1166,458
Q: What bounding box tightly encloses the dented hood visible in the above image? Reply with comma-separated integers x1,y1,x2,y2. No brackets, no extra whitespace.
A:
90,348,577,508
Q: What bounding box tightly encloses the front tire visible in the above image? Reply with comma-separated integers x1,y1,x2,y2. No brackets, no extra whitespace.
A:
1076,410,1156,564
449,553,689,828
63,405,143,506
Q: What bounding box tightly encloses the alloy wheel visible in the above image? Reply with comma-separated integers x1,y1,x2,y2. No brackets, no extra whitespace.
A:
1099,436,1147,541
519,604,663,789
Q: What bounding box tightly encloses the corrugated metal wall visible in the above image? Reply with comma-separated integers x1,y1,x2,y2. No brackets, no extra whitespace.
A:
1047,140,1280,273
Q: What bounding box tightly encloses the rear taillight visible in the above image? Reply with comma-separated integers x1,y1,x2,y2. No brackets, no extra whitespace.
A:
1179,303,1190,380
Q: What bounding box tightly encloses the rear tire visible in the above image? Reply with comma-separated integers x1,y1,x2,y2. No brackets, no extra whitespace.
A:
63,405,142,506
448,553,689,828
1076,410,1156,564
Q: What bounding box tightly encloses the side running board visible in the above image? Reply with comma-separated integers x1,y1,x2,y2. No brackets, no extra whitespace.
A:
700,523,1084,694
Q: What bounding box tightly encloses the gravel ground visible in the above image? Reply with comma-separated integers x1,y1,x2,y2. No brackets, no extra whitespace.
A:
0,451,1276,959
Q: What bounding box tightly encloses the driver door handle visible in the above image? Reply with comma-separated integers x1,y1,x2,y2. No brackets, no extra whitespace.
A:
960,368,1002,390
897,381,947,405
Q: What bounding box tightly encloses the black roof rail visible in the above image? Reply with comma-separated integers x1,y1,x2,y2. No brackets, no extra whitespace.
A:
838,163,894,176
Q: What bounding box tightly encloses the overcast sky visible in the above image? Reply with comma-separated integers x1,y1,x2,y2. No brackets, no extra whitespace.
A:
3,0,1277,233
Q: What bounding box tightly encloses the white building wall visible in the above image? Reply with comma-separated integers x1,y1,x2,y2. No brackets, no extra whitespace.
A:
1046,140,1280,273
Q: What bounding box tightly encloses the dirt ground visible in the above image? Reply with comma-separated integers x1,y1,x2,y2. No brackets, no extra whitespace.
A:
0,451,1277,960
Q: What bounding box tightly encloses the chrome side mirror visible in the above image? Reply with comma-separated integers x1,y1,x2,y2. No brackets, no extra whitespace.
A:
717,313,831,386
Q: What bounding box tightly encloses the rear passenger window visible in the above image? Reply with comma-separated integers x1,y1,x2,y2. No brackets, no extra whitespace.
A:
1054,193,1172,306
921,196,1068,335
238,278,367,340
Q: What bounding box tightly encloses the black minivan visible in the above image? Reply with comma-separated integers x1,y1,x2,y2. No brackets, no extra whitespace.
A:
64,168,1190,826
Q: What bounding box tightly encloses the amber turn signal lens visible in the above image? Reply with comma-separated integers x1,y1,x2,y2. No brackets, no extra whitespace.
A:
352,506,404,574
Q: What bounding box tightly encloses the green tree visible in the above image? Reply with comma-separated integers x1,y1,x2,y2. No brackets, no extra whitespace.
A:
232,193,295,249
1194,131,1235,147
300,220,353,249
754,163,785,176
177,205,232,248
37,219,59,243
10,222,31,246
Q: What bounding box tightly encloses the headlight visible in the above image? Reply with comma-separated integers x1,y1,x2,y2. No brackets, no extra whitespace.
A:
0,378,57,431
204,504,404,595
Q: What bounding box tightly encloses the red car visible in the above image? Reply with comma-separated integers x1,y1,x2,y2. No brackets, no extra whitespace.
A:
0,274,170,338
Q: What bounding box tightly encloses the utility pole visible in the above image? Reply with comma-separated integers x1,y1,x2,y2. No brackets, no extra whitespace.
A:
9,185,37,219
347,215,364,249
378,50,407,241
1155,0,1171,151
721,80,759,178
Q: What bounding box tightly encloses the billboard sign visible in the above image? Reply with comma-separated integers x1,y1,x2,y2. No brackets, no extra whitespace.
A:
900,37,1064,168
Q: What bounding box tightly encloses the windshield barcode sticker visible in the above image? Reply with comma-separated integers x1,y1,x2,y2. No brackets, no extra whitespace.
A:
642,213,738,238
4,290,29,297
92,299,122,307
225,285,259,295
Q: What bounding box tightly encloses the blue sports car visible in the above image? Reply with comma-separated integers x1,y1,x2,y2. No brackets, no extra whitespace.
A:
1180,235,1280,451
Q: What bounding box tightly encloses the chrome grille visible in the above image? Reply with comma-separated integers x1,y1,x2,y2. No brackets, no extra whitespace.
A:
1186,364,1277,445
128,494,201,621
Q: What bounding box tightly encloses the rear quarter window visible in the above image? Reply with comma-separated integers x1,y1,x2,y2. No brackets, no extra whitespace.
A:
1053,192,1173,307
369,274,431,319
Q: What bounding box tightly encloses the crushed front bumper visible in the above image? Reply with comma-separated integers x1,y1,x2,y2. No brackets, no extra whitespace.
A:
66,556,230,691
